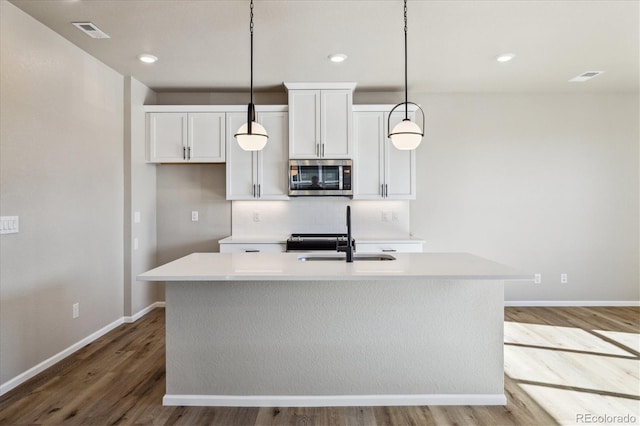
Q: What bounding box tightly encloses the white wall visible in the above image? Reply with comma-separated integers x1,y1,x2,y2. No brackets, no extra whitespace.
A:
0,1,125,384
124,77,161,315
156,164,231,264
410,93,639,302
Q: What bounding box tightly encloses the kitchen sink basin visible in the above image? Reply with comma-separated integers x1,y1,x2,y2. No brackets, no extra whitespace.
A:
297,254,396,261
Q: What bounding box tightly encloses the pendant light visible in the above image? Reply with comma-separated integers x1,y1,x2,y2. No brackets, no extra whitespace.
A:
234,0,268,151
388,0,425,150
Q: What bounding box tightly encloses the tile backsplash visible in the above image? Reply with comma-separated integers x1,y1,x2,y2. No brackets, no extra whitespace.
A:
231,198,411,238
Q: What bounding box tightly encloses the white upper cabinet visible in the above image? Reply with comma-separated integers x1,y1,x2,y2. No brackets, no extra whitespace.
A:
353,106,416,200
321,90,352,158
288,90,320,158
226,112,255,200
285,83,356,159
353,111,385,198
226,109,289,200
258,111,289,199
147,111,225,163
147,112,187,162
384,110,415,199
188,113,225,162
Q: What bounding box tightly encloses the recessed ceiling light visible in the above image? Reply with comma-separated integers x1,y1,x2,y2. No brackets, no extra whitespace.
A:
328,53,348,63
138,54,158,64
496,53,515,63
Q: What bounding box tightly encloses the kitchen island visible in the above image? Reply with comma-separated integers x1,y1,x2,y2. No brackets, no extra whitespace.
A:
138,252,531,407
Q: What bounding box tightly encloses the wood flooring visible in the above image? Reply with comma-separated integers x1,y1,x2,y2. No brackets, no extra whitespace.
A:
0,306,638,425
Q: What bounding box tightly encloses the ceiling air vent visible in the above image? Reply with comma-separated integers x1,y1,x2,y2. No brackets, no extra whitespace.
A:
72,22,110,39
569,71,604,82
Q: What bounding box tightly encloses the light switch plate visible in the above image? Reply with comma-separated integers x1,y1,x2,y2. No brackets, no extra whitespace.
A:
0,216,19,234
134,211,141,223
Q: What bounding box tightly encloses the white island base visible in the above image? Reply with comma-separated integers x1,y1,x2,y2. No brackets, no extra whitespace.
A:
138,253,530,407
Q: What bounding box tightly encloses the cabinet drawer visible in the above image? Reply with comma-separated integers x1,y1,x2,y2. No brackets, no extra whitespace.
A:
355,242,423,253
219,243,286,253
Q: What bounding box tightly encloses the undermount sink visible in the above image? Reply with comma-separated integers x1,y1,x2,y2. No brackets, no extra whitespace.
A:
298,254,396,262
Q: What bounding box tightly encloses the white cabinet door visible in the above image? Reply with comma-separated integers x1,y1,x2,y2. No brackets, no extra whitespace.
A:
352,107,416,200
385,112,415,199
257,112,289,200
321,90,352,158
226,111,289,200
219,243,286,253
288,90,320,158
148,113,187,162
226,113,257,200
353,112,384,199
149,112,225,163
188,112,225,162
356,242,423,253
288,89,353,159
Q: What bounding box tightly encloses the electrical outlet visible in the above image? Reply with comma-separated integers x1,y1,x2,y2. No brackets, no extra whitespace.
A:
134,211,141,223
392,212,399,222
381,211,390,222
253,212,260,222
72,303,79,319
134,238,139,250
561,273,568,283
534,274,542,284
191,211,199,222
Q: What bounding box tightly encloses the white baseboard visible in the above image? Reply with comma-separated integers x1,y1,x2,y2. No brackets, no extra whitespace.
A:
124,301,166,323
505,300,640,307
162,393,507,407
0,302,165,397
0,317,123,396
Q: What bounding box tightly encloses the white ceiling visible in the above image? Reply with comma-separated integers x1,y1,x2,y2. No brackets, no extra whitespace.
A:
8,0,639,93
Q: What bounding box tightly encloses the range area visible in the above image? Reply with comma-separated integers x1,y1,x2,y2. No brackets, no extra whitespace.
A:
285,233,354,252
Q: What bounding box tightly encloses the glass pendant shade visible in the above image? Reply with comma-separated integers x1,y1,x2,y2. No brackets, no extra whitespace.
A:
389,119,423,150
235,121,268,151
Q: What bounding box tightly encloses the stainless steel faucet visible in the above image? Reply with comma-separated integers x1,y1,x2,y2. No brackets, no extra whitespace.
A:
337,205,355,262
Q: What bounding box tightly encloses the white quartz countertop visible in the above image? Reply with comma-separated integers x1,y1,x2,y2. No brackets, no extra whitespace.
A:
138,252,531,282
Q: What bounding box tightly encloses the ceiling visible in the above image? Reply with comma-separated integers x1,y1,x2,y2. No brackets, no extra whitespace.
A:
8,0,639,93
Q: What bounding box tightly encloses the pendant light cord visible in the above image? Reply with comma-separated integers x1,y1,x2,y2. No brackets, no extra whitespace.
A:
404,0,408,120
250,0,254,108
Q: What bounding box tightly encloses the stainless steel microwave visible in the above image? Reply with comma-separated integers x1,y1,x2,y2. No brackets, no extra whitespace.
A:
289,159,353,196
